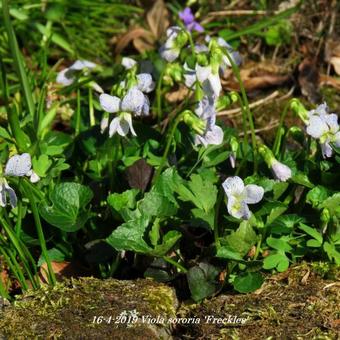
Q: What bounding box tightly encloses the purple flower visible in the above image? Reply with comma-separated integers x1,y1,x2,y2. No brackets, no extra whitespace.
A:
179,8,204,32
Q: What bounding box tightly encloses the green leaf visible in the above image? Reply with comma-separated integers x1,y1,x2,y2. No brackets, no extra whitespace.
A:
152,167,182,204
216,246,243,261
323,242,340,265
191,208,215,230
291,172,314,188
307,239,322,248
39,182,93,232
306,186,329,208
319,193,340,217
151,231,182,257
187,263,219,302
138,191,177,218
38,248,65,266
222,221,257,257
266,237,292,252
176,174,217,213
106,216,151,253
298,223,323,244
263,253,289,272
32,154,52,177
107,189,139,222
233,272,264,293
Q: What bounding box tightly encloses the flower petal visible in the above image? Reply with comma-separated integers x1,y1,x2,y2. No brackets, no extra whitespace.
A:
227,196,251,220
306,116,328,139
271,161,292,182
117,113,136,137
4,183,17,208
208,72,222,98
121,87,145,115
196,64,211,83
203,125,224,145
100,117,109,133
121,57,137,70
142,95,150,116
320,142,333,158
100,94,120,113
324,113,339,133
56,68,75,86
244,184,264,204
70,60,96,71
222,176,245,197
5,153,32,177
0,183,6,207
29,171,40,183
109,117,120,137
137,73,155,93
334,131,340,147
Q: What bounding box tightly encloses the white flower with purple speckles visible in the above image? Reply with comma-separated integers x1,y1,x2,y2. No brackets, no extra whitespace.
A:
160,26,184,62
1,153,40,208
56,60,97,86
271,160,292,182
194,96,223,147
100,87,150,137
222,176,264,220
305,103,340,158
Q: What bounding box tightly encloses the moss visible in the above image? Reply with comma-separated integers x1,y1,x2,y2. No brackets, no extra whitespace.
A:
0,277,177,339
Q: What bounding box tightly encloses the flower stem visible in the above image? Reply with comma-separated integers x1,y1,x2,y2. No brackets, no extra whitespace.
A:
88,88,95,127
152,113,183,184
163,256,188,273
224,53,258,173
22,180,56,285
272,100,291,157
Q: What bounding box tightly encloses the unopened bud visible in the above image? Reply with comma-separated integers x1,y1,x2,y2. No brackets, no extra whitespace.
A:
182,110,206,135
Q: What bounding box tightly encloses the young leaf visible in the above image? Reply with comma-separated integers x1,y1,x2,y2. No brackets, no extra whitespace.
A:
106,216,151,253
39,183,93,232
298,223,323,244
266,237,292,252
233,272,264,293
151,231,182,257
176,174,217,213
187,263,219,302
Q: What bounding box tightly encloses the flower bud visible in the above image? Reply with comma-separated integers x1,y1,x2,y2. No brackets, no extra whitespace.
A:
182,110,206,135
176,31,189,48
258,144,292,182
290,99,308,123
196,53,209,67
320,208,330,225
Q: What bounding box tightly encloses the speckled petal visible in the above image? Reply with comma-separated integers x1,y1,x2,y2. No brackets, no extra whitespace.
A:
121,87,145,115
100,94,121,113
244,184,264,204
222,176,245,197
5,153,32,177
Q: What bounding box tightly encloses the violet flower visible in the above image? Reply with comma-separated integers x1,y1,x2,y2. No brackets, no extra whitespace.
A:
179,8,204,32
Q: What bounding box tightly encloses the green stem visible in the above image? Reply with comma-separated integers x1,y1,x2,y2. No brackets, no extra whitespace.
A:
156,69,164,125
163,256,188,273
88,88,95,127
225,52,258,173
22,180,56,285
152,113,184,185
272,100,291,157
75,89,81,135
214,188,224,247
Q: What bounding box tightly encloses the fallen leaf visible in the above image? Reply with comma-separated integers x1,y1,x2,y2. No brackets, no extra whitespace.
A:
133,30,156,53
115,27,153,55
165,85,190,103
325,38,340,75
298,58,321,103
125,158,153,192
39,261,80,283
146,0,169,39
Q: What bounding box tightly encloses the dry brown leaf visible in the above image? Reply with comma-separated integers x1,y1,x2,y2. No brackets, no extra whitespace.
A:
330,57,340,75
39,261,78,283
165,85,189,103
298,57,320,103
133,30,156,53
146,0,169,39
320,74,340,90
115,27,153,55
